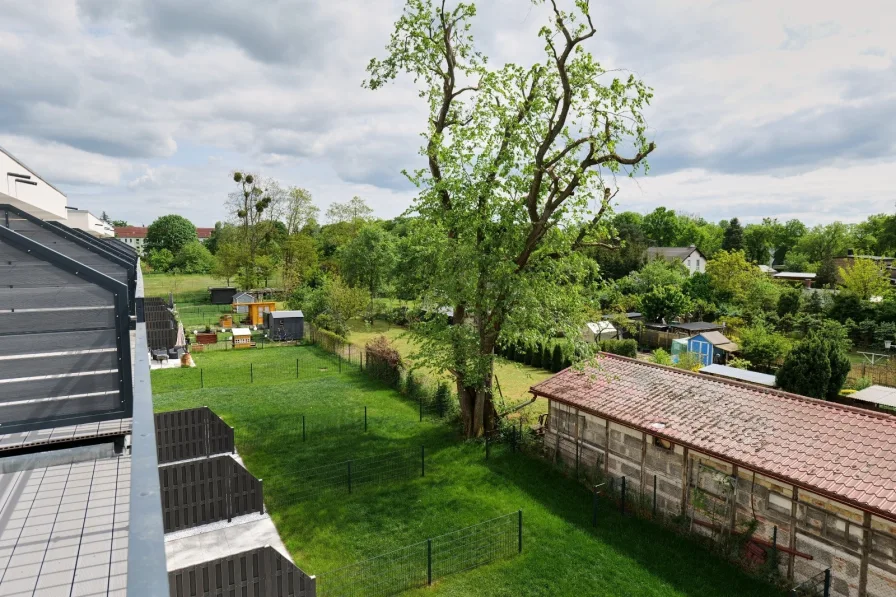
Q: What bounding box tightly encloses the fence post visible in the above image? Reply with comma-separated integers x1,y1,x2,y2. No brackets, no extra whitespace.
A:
364,406,368,432
823,568,831,597
302,415,306,442
592,485,598,527
338,353,342,373
427,538,432,585
347,461,352,494
621,477,627,515
653,475,657,519
200,368,204,389
258,479,264,515
518,510,523,553
296,358,299,379
250,363,254,384
421,445,425,477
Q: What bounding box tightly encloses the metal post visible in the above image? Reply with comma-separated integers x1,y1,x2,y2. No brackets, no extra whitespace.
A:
258,480,264,515
421,445,425,477
347,461,352,494
338,354,342,373
302,415,306,442
364,406,368,432
518,510,523,553
427,538,432,585
200,368,204,389
621,477,626,515
250,363,254,383
296,358,299,379
592,485,598,527
823,569,831,597
653,475,657,519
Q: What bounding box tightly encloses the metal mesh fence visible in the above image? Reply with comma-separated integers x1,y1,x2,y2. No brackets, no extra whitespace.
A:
316,511,521,597
271,447,425,506
790,568,831,596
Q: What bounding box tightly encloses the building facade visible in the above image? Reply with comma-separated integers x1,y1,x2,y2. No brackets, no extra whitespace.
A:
533,355,896,597
646,245,707,275
115,225,214,255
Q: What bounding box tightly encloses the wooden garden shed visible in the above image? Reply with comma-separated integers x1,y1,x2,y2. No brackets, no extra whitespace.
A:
264,310,304,341
231,328,255,349
209,287,237,305
232,301,275,326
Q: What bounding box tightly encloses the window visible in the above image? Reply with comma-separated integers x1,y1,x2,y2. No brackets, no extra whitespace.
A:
696,258,701,271
687,260,691,268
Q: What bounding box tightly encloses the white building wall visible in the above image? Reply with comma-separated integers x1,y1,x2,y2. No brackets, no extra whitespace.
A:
682,249,705,275
63,209,115,237
0,148,68,219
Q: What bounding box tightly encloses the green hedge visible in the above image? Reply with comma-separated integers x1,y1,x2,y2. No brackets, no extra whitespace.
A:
597,339,638,358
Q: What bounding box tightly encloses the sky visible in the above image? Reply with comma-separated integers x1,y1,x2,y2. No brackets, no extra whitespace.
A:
0,0,893,227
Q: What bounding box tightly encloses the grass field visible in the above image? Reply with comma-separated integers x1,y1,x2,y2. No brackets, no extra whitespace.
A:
152,346,785,597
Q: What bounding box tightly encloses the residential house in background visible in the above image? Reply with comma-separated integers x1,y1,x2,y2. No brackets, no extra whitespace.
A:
834,250,896,287
646,245,707,275
114,225,215,255
64,206,115,237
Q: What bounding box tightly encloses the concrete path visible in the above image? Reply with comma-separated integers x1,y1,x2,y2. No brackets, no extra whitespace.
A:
164,513,292,571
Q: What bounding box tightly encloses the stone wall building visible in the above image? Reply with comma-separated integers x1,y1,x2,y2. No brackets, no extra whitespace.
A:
531,354,896,597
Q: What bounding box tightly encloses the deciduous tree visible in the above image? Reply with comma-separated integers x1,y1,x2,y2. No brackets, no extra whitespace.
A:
367,0,655,436
146,215,197,256
838,257,891,300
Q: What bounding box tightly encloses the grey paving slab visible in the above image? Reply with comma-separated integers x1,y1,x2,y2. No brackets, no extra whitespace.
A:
0,453,130,596
0,419,132,453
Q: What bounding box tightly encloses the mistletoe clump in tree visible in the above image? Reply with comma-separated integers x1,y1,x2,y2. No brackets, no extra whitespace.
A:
366,0,655,437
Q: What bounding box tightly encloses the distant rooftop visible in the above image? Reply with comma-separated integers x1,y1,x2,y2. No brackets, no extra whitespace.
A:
774,272,816,279
646,246,703,261
699,364,777,387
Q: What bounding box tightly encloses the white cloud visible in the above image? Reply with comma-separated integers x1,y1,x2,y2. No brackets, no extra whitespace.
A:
0,0,892,227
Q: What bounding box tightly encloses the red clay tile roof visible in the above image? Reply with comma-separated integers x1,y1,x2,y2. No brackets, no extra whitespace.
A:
196,227,214,239
114,226,147,238
531,353,896,520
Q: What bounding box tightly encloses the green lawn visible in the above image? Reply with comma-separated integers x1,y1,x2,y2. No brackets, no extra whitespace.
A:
346,319,554,416
153,346,785,597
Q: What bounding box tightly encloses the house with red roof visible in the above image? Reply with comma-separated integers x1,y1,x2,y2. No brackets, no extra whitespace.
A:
115,225,215,255
531,353,896,597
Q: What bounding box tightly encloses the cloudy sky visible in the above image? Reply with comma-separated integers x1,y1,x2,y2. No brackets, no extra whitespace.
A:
1,0,893,227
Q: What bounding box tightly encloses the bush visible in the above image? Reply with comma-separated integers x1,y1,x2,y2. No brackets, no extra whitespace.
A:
434,382,452,416
542,344,551,369
597,338,637,358
524,344,534,366
675,351,704,372
532,343,543,368
552,344,564,372
851,376,872,392
405,370,422,401
650,349,672,365
365,335,402,387
727,357,752,370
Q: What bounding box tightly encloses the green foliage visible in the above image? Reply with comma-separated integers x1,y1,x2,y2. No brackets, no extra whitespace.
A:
551,344,564,372
721,218,744,251
147,248,174,272
838,257,891,300
174,241,216,274
816,257,838,288
737,322,790,372
776,331,851,399
532,343,543,368
851,376,873,391
619,259,689,296
776,287,802,317
326,196,374,224
597,339,637,358
727,357,752,370
640,285,691,323
339,223,396,298
650,348,673,365
674,351,704,372
146,215,197,256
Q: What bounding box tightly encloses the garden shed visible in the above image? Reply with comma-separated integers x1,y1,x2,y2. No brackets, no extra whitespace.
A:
233,301,275,326
582,321,618,343
232,292,256,313
209,287,236,305
684,331,738,366
265,310,304,341
231,328,255,349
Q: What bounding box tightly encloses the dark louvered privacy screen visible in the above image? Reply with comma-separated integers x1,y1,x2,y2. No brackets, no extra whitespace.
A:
0,224,133,433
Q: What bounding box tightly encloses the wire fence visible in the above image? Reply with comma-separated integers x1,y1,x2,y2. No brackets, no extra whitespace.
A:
151,352,346,393
267,447,426,506
236,409,381,452
790,569,831,596
315,511,522,597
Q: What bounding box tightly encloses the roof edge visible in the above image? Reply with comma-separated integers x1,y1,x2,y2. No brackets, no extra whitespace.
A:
0,144,68,198
536,352,896,424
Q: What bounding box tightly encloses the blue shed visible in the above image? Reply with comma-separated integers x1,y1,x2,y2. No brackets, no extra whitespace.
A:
685,331,739,366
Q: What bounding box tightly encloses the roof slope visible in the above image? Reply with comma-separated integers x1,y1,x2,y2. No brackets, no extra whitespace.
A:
115,226,148,238
531,353,896,519
647,246,702,261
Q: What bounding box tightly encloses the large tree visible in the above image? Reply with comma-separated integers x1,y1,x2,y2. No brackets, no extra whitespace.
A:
367,0,655,436
721,217,744,251
838,257,891,300
229,172,273,288
340,224,397,300
146,214,197,255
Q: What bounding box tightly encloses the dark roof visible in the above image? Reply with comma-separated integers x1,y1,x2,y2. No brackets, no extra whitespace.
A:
270,310,304,318
531,354,896,520
669,321,723,332
647,246,704,261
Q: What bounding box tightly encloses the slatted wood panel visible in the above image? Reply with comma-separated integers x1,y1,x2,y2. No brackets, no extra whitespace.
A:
159,455,264,533
168,546,316,597
0,225,132,433
155,407,235,464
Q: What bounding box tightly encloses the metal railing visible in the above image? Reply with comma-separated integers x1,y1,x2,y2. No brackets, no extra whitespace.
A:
127,265,170,596
315,511,522,597
790,569,831,597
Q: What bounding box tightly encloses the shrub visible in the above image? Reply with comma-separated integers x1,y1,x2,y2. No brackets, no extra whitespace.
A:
727,357,752,370
532,343,543,368
524,344,534,366
434,382,452,416
675,351,704,372
542,344,551,369
851,376,872,392
650,349,672,365
552,344,564,372
365,335,402,387
597,338,637,358
405,370,422,401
